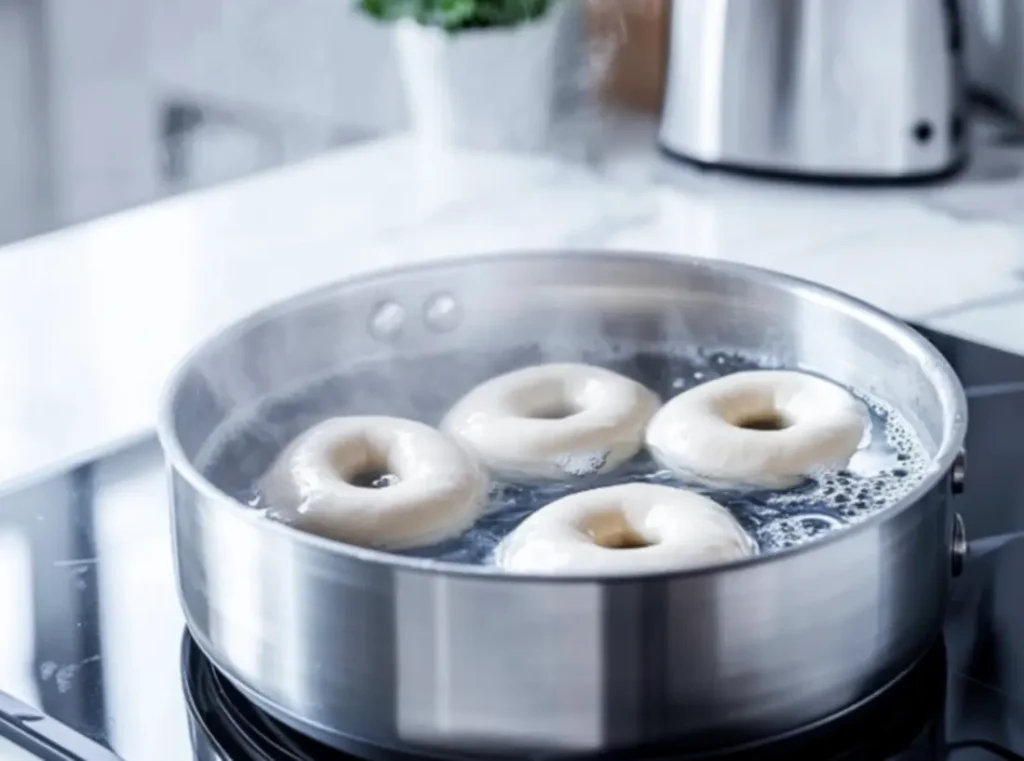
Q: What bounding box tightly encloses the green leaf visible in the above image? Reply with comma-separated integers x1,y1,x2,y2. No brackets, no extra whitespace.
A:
355,0,554,31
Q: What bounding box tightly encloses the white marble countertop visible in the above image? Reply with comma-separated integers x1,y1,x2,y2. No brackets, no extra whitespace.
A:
4,112,1024,495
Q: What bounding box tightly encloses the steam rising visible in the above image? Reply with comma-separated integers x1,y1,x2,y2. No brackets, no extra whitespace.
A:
194,335,929,566
185,255,929,567
172,232,939,570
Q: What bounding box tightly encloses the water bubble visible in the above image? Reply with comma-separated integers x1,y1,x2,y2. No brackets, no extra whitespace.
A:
241,486,264,509
758,513,845,550
371,473,401,488
555,451,610,478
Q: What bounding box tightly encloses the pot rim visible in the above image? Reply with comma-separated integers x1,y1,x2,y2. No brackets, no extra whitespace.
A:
157,249,968,584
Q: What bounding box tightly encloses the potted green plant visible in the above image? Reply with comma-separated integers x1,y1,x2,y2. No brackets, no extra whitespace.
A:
357,0,566,151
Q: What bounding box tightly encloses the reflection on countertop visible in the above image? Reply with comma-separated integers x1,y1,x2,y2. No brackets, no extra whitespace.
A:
0,440,188,760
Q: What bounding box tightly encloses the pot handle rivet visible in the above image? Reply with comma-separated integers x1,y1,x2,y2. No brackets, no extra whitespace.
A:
951,513,968,578
951,448,966,495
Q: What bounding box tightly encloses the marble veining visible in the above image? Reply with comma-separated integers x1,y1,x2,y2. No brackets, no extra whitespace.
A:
3,112,1024,495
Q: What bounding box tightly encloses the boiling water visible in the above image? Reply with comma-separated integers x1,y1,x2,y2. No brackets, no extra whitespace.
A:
199,347,930,565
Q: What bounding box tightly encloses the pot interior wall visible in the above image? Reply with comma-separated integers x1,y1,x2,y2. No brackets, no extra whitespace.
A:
167,252,960,496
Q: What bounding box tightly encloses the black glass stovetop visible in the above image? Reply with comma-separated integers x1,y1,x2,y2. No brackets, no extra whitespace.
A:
2,325,1024,761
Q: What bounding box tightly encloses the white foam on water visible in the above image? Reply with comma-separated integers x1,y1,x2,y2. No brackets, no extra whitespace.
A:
556,450,610,478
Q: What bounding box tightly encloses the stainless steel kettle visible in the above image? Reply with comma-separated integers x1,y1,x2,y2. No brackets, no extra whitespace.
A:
658,0,968,182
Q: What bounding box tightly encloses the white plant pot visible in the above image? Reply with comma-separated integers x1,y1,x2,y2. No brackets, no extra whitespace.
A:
394,4,565,151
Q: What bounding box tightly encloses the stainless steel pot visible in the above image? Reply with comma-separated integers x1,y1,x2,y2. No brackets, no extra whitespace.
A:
158,251,968,758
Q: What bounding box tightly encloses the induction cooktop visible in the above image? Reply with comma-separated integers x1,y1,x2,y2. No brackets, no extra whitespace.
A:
2,325,1024,761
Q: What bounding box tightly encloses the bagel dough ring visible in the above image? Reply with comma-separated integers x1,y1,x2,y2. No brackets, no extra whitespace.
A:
645,370,868,489
441,363,660,481
261,416,488,549
496,483,756,575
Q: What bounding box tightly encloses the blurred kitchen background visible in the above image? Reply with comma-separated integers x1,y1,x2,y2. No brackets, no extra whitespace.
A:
0,0,586,247
1,0,1023,249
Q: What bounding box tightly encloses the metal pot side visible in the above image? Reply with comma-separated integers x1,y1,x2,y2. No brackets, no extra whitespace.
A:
160,251,967,756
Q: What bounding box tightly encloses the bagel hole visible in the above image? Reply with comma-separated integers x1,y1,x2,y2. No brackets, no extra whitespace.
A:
524,400,580,420
598,528,653,549
329,443,400,489
735,411,793,431
349,469,400,489
584,517,654,549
